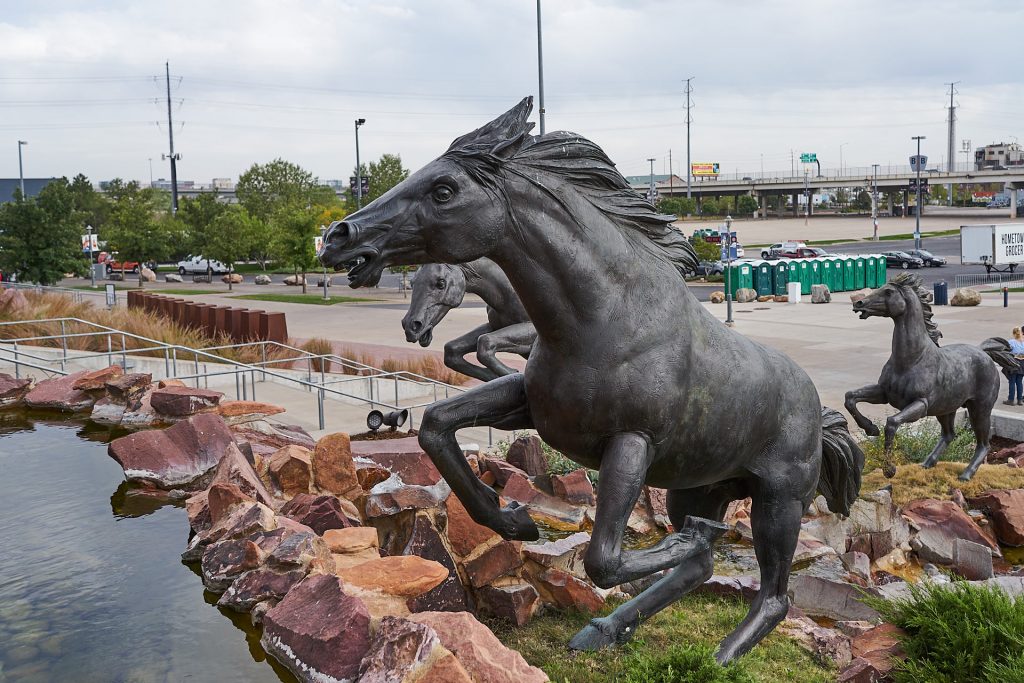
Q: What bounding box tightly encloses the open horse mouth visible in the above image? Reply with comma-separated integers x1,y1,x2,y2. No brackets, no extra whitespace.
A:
328,246,383,288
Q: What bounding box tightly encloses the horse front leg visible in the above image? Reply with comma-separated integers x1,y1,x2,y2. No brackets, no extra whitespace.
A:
844,384,886,436
417,372,538,540
443,324,500,383
476,322,537,377
882,399,929,476
921,412,957,468
580,433,728,591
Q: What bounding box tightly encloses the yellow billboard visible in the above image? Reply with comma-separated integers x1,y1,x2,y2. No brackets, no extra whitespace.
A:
691,162,720,176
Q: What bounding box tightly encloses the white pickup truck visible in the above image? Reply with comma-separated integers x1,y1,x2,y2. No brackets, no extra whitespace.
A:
177,255,231,275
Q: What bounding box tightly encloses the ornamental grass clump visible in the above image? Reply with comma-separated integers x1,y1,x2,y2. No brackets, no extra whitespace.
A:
863,580,1024,683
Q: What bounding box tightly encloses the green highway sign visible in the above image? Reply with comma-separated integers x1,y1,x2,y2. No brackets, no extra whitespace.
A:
800,153,817,163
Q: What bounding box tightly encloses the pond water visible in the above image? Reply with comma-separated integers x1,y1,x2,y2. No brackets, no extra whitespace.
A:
0,413,293,682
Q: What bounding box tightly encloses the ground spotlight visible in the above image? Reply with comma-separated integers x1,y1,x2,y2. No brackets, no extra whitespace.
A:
366,408,409,432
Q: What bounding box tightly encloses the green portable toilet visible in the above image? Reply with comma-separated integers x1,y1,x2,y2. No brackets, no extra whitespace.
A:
727,262,753,298
875,254,887,285
830,257,847,292
864,255,878,288
798,259,812,294
819,258,832,290
808,258,823,287
787,260,801,293
751,260,773,297
842,257,855,291
854,256,866,289
772,260,789,295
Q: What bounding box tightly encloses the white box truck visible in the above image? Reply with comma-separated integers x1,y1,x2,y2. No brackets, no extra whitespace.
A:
960,224,1024,273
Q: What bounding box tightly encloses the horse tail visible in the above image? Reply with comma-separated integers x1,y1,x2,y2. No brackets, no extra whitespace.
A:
817,407,865,517
981,337,1019,375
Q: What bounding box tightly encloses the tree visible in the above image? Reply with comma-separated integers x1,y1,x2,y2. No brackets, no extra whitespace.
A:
272,204,320,294
178,192,228,277
834,188,850,208
346,153,410,207
736,195,759,216
207,206,258,291
690,236,720,263
68,174,110,231
853,190,873,211
0,178,89,285
103,179,177,287
657,197,697,217
701,197,720,215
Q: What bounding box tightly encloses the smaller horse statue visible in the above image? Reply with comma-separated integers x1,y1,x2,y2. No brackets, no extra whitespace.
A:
402,259,536,382
845,272,1011,480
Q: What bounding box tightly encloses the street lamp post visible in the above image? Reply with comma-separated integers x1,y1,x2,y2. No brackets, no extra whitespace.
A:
871,164,880,241
647,157,656,203
724,215,734,326
840,142,849,176
912,135,926,251
355,118,366,209
804,171,810,227
87,224,96,288
17,140,27,198
536,0,545,136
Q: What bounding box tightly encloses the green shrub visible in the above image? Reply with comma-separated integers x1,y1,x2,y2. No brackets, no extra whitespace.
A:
860,420,977,473
862,581,1024,683
621,643,755,683
491,431,596,483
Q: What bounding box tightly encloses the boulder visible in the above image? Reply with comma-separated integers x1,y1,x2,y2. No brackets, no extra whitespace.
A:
756,295,773,303
407,611,549,683
731,287,754,303
184,499,279,562
71,365,124,391
476,583,541,626
335,555,449,598
312,432,362,499
951,288,981,306
233,421,316,458
254,274,272,285
551,469,595,505
445,494,499,558
501,472,540,504
506,435,547,477
0,287,30,314
779,615,852,668
280,494,353,535
709,291,726,304
24,370,96,412
840,551,871,582
357,616,472,683
403,514,473,613
522,532,590,577
218,568,306,613
532,567,604,612
150,385,223,417
324,526,379,554
967,489,1024,546
774,294,789,303
205,482,255,527
283,274,305,286
119,387,161,428
0,373,32,407
352,437,443,486
811,284,831,303
848,288,873,304
643,486,672,531
953,538,994,580
107,413,234,488
843,623,905,682
216,401,286,426
90,397,125,425
485,458,529,487
269,445,313,497
186,489,212,534
222,273,243,284
163,273,183,283
787,574,880,622
365,475,451,518
210,442,274,508
696,575,761,603
261,574,371,683
265,530,332,574
201,538,264,592
903,498,1000,564
104,372,152,403
464,541,523,588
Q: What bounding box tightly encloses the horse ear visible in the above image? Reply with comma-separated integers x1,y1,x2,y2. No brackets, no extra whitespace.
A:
447,97,535,158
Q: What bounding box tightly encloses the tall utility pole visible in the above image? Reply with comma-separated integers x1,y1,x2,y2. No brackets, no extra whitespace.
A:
946,81,960,207
148,158,153,187
536,0,545,135
17,140,27,198
354,118,366,209
684,77,694,198
912,135,926,250
871,164,880,240
647,157,656,204
162,61,181,215
668,149,673,197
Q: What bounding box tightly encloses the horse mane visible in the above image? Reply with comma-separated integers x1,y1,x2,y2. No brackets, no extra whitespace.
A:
889,272,942,345
443,98,699,278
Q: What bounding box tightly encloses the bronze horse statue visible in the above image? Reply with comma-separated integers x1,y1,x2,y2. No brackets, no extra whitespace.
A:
402,258,536,382
319,98,863,663
846,272,1009,481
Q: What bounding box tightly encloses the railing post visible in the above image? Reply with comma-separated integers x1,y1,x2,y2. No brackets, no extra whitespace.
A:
306,356,313,392
164,347,170,378
235,368,241,399
251,370,256,401
318,387,325,430
261,344,267,381
59,320,67,372
193,354,199,388
12,341,19,378
172,348,178,377
242,372,248,400
120,333,127,371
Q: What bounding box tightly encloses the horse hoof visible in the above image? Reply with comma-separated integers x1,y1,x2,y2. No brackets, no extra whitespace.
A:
958,471,975,482
568,616,636,651
496,502,540,541
882,463,897,478
683,516,731,542
864,424,880,437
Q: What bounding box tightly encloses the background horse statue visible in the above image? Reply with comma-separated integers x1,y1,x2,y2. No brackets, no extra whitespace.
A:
319,97,863,664
846,272,1008,481
402,258,536,382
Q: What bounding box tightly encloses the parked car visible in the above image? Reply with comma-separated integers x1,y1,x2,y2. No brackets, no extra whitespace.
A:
883,251,924,269
177,255,230,275
761,241,806,259
777,247,829,259
906,249,946,267
693,260,724,276
104,259,141,274
691,228,722,244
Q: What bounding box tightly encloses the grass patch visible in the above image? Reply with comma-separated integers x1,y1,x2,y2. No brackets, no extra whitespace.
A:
860,421,978,474
876,228,960,241
490,594,833,683
327,344,470,386
862,462,1024,506
148,288,223,295
231,293,380,305
862,580,1024,683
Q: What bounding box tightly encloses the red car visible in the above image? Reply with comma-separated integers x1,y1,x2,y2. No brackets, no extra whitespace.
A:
777,247,830,259
104,259,141,274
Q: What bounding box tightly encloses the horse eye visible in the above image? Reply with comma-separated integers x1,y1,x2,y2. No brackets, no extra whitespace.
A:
436,279,446,289
432,185,453,203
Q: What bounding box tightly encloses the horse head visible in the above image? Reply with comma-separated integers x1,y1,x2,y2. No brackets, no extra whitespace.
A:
402,263,467,347
852,281,908,320
318,98,536,287
852,272,942,344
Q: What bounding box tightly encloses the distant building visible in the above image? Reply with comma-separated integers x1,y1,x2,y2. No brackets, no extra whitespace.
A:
975,142,1024,170
0,178,57,203
212,178,234,191
321,179,346,192
151,178,195,190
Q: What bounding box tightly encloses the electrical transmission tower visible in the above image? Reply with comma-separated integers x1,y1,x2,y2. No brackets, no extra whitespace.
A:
946,81,960,206
684,77,694,199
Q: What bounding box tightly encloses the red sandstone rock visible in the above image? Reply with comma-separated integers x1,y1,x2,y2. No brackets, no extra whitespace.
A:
269,445,313,497
403,514,472,613
150,385,223,417
533,567,604,612
351,437,442,486
779,615,852,668
186,489,211,534
365,475,451,518
463,541,523,588
644,486,672,530
261,574,371,683
476,583,541,626
24,370,96,412
216,400,285,425
265,530,332,574
207,482,255,526
107,413,234,489
506,435,547,476
324,526,379,554
522,532,590,576
903,498,1000,564
280,494,353,535
71,365,124,390
336,555,449,597
104,372,152,403
233,421,316,458
501,471,540,504
696,575,761,602
845,623,905,680
551,469,595,505
312,432,362,499
445,494,499,557
484,459,528,487
209,442,274,508
201,538,264,592
407,611,549,683
218,568,307,613
0,373,32,407
357,616,471,683
968,489,1024,546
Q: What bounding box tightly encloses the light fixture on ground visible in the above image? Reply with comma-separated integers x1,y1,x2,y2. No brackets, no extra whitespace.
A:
366,408,409,432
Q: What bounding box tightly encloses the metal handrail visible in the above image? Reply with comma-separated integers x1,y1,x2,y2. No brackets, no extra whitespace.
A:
0,317,470,434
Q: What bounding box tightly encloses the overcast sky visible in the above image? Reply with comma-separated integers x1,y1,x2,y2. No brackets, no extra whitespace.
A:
1,0,1021,185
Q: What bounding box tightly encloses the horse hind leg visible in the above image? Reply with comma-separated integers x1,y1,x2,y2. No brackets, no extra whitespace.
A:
568,481,742,652
959,400,993,481
921,412,957,469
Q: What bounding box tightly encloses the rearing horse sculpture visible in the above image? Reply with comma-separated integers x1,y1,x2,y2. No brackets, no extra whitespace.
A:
846,272,1007,481
402,258,536,382
319,98,863,664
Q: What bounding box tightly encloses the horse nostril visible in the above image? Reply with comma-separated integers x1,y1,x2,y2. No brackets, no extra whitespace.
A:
410,320,422,333
325,220,353,245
